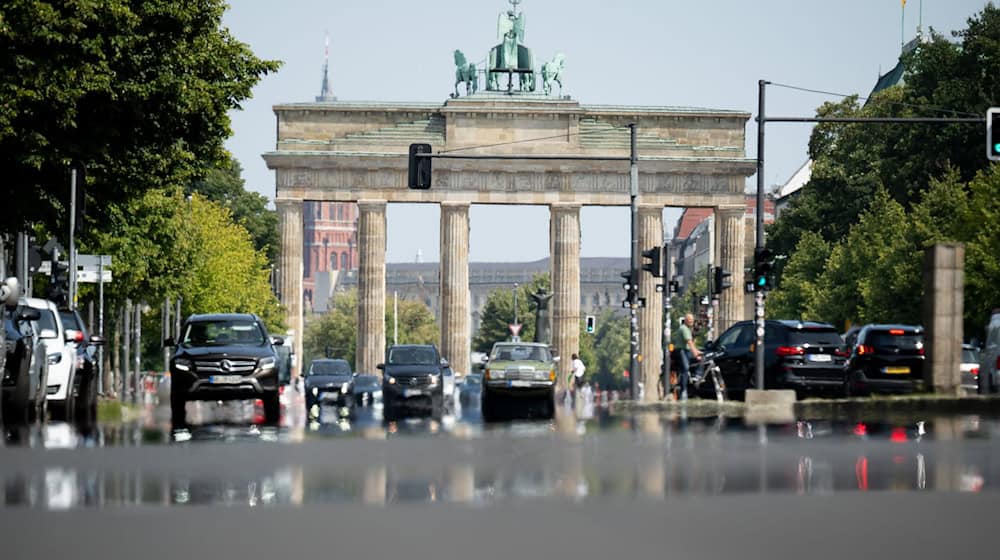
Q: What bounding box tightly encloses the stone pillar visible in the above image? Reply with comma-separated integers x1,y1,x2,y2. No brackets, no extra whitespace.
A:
550,204,581,391
357,200,387,375
439,202,471,375
277,199,304,378
922,243,964,394
716,206,746,336
638,206,663,402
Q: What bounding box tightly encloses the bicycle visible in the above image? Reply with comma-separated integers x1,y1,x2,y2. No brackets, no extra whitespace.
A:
660,349,727,402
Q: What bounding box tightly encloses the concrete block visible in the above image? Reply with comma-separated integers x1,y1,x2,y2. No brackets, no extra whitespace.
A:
745,389,796,406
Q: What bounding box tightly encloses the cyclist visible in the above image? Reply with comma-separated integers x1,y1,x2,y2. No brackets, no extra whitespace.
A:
672,313,703,400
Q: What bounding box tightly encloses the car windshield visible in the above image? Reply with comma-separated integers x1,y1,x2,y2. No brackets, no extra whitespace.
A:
310,360,351,375
35,309,58,337
962,348,979,363
181,319,265,346
387,346,437,365
59,311,81,331
787,329,842,347
490,345,551,362
354,376,379,389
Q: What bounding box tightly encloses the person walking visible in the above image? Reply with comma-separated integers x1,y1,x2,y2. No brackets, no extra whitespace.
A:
569,353,586,407
672,313,702,400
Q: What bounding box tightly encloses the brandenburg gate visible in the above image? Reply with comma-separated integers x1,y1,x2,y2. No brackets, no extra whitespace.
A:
264,2,756,400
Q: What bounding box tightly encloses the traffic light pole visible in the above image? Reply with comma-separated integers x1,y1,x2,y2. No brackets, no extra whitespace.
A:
628,123,640,401
754,80,768,391
69,167,77,310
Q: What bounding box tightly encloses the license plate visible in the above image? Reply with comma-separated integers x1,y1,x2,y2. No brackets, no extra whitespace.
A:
509,380,531,388
403,389,423,397
886,366,910,374
209,375,243,384
807,354,832,363
320,392,342,402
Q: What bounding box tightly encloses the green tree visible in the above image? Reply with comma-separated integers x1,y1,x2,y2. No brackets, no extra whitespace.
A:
187,156,279,264
303,290,439,371
589,309,629,389
472,274,550,353
0,0,280,236
767,231,832,320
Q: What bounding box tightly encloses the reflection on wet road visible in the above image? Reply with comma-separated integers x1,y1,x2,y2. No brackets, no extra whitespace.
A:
1,392,999,509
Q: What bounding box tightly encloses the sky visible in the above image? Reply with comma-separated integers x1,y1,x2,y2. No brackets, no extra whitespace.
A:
221,0,990,263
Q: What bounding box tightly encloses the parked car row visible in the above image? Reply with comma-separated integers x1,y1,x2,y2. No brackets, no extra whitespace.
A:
703,320,927,398
1,278,103,425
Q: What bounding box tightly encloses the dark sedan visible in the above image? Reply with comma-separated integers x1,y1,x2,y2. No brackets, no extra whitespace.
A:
304,359,355,411
352,374,382,406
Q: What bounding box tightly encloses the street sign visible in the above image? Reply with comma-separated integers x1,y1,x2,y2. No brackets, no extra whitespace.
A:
509,323,522,337
76,254,112,267
77,269,112,283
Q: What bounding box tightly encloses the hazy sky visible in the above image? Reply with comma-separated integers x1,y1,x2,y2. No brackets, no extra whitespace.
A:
222,0,989,263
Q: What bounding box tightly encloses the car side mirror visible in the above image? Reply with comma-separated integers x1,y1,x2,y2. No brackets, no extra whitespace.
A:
376,363,385,370
18,308,40,322
482,356,489,363
270,336,285,346
440,359,449,368
90,335,106,346
163,337,176,348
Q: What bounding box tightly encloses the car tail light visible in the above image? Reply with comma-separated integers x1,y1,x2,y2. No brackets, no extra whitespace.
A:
917,347,925,356
834,348,850,357
971,367,979,377
996,356,1000,370
889,329,905,335
775,346,804,356
857,345,875,355
890,427,908,443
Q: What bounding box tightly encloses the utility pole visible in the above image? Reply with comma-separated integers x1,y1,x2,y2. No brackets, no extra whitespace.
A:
513,282,519,336
98,256,105,394
393,291,398,345
754,80,768,391
69,167,77,309
628,123,640,401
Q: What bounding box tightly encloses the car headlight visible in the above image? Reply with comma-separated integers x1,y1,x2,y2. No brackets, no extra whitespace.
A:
47,353,62,365
534,371,548,380
429,374,439,386
386,376,396,385
311,387,318,397
491,370,506,380
173,358,192,372
258,357,276,372
341,382,349,394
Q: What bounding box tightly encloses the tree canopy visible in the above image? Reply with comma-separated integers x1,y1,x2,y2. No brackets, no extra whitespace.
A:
766,5,1000,336
0,0,280,236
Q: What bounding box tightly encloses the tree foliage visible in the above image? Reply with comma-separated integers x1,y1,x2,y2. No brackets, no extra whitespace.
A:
187,156,278,264
766,5,1000,336
303,290,439,372
0,0,280,236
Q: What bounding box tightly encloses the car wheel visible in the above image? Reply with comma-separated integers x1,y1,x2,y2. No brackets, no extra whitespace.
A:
170,388,187,427
540,393,555,419
262,391,281,425
75,375,97,425
481,389,501,422
4,348,32,424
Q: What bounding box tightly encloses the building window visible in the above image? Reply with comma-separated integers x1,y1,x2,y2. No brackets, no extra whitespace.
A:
331,252,339,270
341,253,349,270
316,204,322,219
304,247,311,278
338,205,344,221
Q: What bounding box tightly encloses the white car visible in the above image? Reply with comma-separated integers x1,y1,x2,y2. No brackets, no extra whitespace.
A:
24,298,78,420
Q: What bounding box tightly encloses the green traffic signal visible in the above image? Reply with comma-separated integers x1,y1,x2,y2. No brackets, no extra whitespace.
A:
756,275,767,287
994,142,1000,154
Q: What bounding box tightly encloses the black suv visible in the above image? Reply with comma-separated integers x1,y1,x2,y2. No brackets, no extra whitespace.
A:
167,313,282,426
378,344,447,413
844,324,925,396
709,320,847,397
304,358,355,412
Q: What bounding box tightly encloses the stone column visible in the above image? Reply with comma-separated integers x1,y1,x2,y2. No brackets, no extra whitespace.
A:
439,202,471,375
550,204,581,391
357,200,387,375
922,243,964,394
638,206,663,402
716,206,746,335
277,199,304,378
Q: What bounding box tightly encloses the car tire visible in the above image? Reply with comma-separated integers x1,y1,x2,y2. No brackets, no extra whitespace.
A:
262,391,280,425
75,374,97,424
481,388,500,422
540,393,555,419
4,347,32,424
170,389,187,427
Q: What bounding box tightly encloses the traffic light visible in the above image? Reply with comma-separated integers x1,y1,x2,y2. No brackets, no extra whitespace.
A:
585,315,595,334
713,266,732,295
988,108,1000,162
408,143,432,189
641,246,663,277
753,247,774,290
47,260,70,306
